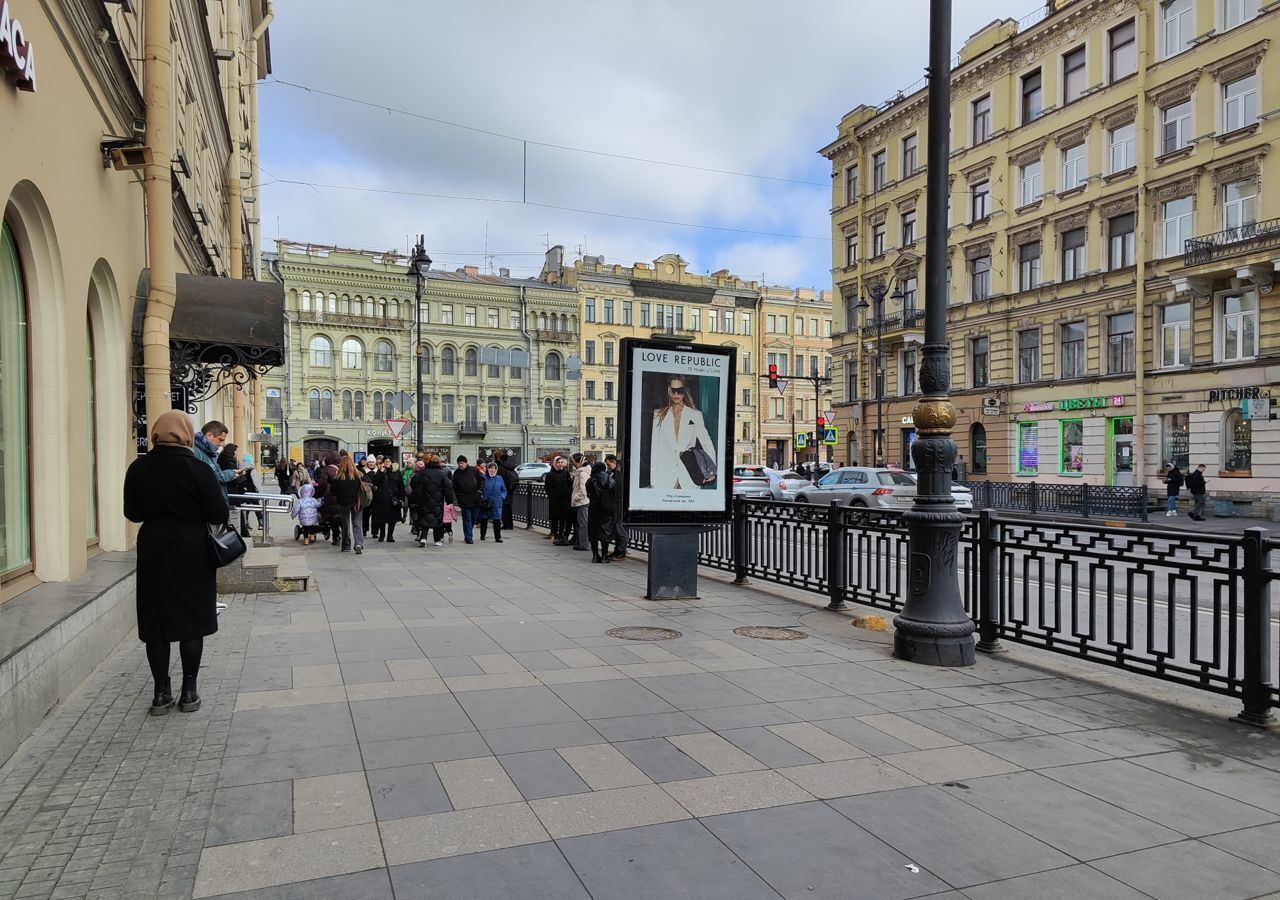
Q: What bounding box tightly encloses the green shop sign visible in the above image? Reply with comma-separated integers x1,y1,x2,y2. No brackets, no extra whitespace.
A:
1022,394,1125,414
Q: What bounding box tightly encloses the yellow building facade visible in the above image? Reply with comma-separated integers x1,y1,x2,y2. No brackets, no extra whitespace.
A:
759,287,835,468
824,0,1280,507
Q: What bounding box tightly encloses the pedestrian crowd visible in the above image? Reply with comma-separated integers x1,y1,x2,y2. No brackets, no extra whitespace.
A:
1163,460,1209,520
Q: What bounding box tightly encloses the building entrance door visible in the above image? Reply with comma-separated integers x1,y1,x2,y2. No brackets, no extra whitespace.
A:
302,437,338,464
1110,417,1134,486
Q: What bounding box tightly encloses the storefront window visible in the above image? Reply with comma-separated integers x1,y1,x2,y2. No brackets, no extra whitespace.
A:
1017,421,1039,475
1161,413,1190,470
1,222,30,576
902,428,916,471
1060,419,1085,473
1224,409,1251,473
970,423,988,474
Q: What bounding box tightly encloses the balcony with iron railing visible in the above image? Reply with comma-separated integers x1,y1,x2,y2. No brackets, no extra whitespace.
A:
297,310,405,329
458,420,487,437
861,309,925,333
535,329,578,343
1184,217,1280,267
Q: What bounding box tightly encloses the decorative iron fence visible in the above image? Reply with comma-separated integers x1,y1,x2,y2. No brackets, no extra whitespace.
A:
960,480,1148,521
1184,216,1280,267
515,484,1276,723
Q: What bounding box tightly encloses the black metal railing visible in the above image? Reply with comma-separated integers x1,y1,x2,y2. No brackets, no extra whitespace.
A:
959,480,1148,521
513,483,1276,723
1184,216,1280,267
864,309,925,331
457,420,487,436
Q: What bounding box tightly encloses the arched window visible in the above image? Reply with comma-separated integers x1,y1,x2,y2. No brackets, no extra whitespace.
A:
354,390,365,420
341,390,353,419
341,338,363,369
339,294,350,315
301,290,312,312
418,344,432,376
309,335,332,367
537,313,547,330
545,351,562,380
1224,409,1252,473
442,346,456,376
385,391,399,419
86,321,99,542
365,297,375,317
553,399,563,425
377,298,387,318
309,388,321,419
970,423,987,475
543,398,553,425
464,348,478,377
373,391,384,420
320,389,334,419
388,299,400,319
326,292,337,313
558,314,568,332
1,222,30,574
373,339,395,373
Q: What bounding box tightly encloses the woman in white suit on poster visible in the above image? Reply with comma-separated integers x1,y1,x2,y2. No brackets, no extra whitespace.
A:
650,375,718,490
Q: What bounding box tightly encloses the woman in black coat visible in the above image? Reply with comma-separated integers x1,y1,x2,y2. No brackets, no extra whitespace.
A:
411,457,456,547
586,461,617,563
124,410,229,715
370,463,405,542
544,456,573,545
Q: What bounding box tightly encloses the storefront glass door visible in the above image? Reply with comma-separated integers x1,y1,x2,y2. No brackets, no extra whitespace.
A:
1110,416,1134,486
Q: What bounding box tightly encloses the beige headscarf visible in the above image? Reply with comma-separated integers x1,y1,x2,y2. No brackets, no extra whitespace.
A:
151,410,196,449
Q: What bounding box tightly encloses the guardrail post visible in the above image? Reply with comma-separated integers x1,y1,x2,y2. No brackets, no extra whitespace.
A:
826,501,848,611
1140,485,1149,522
524,483,534,529
1234,527,1275,727
1029,482,1038,516
975,510,1005,653
1081,483,1091,519
731,495,749,585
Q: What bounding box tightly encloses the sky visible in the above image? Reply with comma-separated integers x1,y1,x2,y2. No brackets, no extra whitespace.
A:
258,0,1021,292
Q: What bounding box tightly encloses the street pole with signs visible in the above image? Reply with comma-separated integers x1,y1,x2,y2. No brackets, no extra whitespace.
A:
408,236,432,454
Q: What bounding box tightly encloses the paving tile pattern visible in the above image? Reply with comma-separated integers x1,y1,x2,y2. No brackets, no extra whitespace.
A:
2,532,1280,900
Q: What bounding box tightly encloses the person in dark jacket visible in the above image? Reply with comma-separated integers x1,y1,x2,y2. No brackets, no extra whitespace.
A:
274,460,291,494
412,456,457,546
370,460,405,541
495,450,518,531
312,451,343,544
450,456,485,544
330,454,366,553
220,445,263,537
586,461,617,563
605,454,627,559
1186,463,1208,521
479,462,508,542
193,420,240,502
124,410,229,715
544,456,573,545
1164,461,1184,517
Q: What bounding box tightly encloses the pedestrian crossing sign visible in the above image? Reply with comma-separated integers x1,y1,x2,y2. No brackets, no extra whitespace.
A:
822,426,838,445
795,433,808,450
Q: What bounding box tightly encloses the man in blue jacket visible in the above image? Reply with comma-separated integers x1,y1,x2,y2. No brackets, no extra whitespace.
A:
194,420,241,502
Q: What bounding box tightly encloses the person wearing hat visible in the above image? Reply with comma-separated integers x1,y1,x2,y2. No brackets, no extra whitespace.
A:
123,410,230,715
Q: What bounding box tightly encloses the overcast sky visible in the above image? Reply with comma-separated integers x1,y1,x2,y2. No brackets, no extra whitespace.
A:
259,0,1019,291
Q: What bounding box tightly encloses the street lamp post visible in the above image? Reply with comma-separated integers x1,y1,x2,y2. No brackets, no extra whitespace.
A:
893,0,976,667
856,281,899,467
408,235,432,455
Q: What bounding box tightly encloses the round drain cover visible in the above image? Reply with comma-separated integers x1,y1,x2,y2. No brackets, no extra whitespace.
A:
607,626,682,642
733,626,808,641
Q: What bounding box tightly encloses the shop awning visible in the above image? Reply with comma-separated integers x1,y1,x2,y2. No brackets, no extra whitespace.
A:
133,269,285,366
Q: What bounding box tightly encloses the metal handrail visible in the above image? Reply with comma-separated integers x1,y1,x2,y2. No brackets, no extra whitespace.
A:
228,492,294,543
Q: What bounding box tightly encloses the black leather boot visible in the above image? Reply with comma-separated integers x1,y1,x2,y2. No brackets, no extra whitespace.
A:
149,677,174,716
178,674,201,713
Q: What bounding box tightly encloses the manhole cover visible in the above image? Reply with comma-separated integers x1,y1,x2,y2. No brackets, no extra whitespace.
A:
607,626,682,642
733,626,808,641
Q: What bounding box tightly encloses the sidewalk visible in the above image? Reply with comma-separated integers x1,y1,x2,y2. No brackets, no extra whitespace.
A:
2,530,1279,900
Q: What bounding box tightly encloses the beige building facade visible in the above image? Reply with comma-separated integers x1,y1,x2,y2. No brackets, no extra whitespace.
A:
824,0,1280,506
759,287,835,469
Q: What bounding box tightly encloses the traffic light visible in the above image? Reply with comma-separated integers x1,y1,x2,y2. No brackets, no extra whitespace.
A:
768,363,778,389
817,416,826,430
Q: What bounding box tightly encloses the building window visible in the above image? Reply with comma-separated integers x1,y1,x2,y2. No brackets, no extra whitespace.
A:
487,308,499,328
585,380,596,400
373,339,394,372
509,397,522,424
1019,161,1043,207
2,224,28,572
553,399,563,426
341,390,353,419
639,304,650,327
464,307,477,327
356,390,367,420
1107,312,1136,373
846,359,858,401
1063,46,1087,104
970,255,991,301
1061,419,1085,473
441,304,454,325
1162,0,1193,58
873,353,885,399
845,232,859,267
441,346,456,375
1061,227,1086,280
1018,421,1040,475
585,297,596,323
1061,143,1086,192
871,222,887,257
622,301,633,325
970,423,988,474
1109,20,1137,80
488,396,501,424
844,164,858,204
309,335,332,367
1061,321,1086,378
1019,242,1042,291
972,94,992,144
485,346,501,378
1017,329,1040,382
971,336,990,388
602,298,614,324
372,391,383,420
742,388,753,407
584,340,596,365
464,348,478,377
440,394,454,422
1219,290,1258,361
320,389,333,420
1109,122,1136,172
1223,74,1259,133
901,277,918,312
740,313,752,336
341,338,363,369
901,349,917,395
1108,213,1135,269
605,417,615,439
1161,412,1190,469
1160,302,1191,367
689,308,701,332
902,133,919,177
1154,197,1192,259
604,341,615,366
265,387,282,420
901,210,917,245
309,388,321,419
1223,0,1257,29
1161,100,1192,155
872,150,887,190
743,351,754,374
971,181,991,221
1223,179,1258,233
604,381,614,401
300,290,311,312
1224,409,1252,472
545,351,563,380
1021,69,1043,123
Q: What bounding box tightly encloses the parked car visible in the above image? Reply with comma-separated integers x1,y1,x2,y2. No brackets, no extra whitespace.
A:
769,470,810,501
794,467,972,510
516,462,551,481
731,465,772,499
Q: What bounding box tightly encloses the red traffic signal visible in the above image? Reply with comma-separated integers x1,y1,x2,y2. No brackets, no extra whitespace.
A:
768,363,779,388
817,416,826,429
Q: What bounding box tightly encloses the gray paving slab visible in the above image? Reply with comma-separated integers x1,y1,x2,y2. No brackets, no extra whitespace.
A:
215,745,366,788
389,842,590,900
349,695,475,743
634,673,769,710
547,680,676,720
202,868,395,900
406,624,505,657
718,726,823,768
1091,839,1280,900
205,782,293,846
615,739,713,783
454,686,581,730
959,864,1154,900
1131,750,1280,814
498,750,592,801
586,711,706,742
1203,821,1280,874
359,732,490,771
225,703,358,757
480,722,606,755
365,763,452,821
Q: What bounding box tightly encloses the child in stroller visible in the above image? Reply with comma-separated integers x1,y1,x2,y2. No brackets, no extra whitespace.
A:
291,483,323,544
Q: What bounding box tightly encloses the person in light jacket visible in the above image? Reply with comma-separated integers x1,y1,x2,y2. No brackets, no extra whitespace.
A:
570,453,592,551
649,375,717,490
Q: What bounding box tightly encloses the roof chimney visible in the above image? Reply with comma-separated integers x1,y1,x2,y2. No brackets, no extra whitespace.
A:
464,265,479,276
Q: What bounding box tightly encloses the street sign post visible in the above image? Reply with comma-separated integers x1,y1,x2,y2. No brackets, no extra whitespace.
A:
385,418,409,439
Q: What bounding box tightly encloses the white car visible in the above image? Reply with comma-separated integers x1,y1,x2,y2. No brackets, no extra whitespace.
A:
795,467,972,510
515,462,551,481
767,469,810,501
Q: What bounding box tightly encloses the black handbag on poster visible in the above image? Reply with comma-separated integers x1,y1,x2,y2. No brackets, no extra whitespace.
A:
680,441,716,485
207,523,247,567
